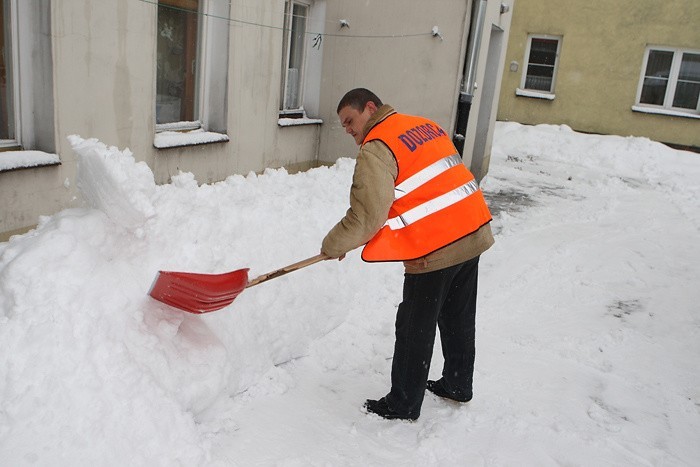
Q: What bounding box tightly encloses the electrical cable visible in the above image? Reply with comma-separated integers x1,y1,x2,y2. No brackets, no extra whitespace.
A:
137,0,436,39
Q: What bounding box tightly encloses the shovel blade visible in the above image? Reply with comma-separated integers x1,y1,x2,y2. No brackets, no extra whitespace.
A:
149,268,250,314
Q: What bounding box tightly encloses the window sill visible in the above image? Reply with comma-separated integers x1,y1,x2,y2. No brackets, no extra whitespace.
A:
631,105,700,120
154,129,229,149
278,116,323,127
0,150,61,173
515,88,556,100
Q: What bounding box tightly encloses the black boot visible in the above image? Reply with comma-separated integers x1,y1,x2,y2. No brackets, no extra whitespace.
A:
363,397,419,421
426,379,472,403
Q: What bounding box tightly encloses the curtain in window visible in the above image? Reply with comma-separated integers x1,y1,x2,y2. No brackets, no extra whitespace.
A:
640,50,673,106
525,38,558,92
156,0,199,124
673,53,700,110
0,0,15,141
283,3,307,111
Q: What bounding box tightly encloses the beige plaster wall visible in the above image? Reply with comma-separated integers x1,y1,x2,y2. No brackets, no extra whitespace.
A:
498,0,700,148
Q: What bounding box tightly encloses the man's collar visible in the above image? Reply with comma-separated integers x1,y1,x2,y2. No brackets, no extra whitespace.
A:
362,104,396,141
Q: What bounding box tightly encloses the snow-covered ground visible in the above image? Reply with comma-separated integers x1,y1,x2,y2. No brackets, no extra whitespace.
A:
1,122,698,466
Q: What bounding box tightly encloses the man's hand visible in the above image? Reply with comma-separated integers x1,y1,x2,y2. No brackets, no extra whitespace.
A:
320,251,346,261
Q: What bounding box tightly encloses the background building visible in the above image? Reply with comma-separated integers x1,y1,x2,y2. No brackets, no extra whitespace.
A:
0,0,513,240
498,0,699,150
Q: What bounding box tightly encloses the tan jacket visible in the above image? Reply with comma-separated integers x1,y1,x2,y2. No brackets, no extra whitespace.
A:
322,104,494,274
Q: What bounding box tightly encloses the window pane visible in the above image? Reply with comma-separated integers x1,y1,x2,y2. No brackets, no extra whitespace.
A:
639,50,674,106
525,75,552,91
678,53,700,81
673,53,700,109
156,0,199,124
672,81,700,109
644,50,673,79
0,0,15,140
529,39,558,66
524,38,557,92
640,77,668,105
525,64,554,91
285,3,307,110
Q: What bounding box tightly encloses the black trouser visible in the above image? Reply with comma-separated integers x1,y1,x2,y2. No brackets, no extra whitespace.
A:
385,255,480,417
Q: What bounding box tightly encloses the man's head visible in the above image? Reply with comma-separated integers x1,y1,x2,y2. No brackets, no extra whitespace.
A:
337,88,383,145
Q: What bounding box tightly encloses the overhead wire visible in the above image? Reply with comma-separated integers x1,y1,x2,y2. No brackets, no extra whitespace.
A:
136,0,435,39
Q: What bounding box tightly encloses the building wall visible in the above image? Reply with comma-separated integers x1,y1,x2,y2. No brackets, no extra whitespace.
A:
498,0,700,148
317,0,513,177
1,0,512,239
317,0,469,163
2,0,321,238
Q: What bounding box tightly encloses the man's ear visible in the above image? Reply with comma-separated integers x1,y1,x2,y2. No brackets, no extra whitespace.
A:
365,101,378,114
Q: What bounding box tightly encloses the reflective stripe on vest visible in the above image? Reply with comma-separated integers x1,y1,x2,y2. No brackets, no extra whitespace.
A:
394,153,463,200
360,112,492,262
386,178,480,230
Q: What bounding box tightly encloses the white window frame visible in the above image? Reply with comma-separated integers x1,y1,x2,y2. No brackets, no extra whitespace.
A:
1,0,21,148
277,0,324,123
280,0,310,117
155,0,230,138
516,34,562,100
1,0,54,154
633,45,700,118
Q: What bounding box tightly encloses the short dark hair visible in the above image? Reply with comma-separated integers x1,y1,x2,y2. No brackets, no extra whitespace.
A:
336,88,383,114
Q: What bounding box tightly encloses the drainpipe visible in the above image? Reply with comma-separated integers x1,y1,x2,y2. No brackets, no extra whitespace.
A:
453,0,488,156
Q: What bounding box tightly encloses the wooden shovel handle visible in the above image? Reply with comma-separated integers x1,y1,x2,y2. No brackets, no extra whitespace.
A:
246,253,329,288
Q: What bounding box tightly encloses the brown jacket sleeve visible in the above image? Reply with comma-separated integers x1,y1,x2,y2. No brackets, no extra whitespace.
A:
321,140,398,258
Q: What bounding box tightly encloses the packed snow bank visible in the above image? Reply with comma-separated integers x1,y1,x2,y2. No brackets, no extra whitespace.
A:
1,123,699,465
0,137,357,465
69,135,156,232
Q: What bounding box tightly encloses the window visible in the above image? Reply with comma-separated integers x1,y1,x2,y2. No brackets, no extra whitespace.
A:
637,47,700,115
519,35,562,96
156,0,200,125
0,0,54,153
276,0,325,123
1,0,17,145
155,0,229,136
280,1,310,116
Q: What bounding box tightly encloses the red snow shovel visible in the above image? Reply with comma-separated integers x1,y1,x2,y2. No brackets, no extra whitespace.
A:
149,253,328,314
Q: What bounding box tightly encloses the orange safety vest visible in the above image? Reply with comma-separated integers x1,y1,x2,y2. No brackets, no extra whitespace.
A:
361,113,492,262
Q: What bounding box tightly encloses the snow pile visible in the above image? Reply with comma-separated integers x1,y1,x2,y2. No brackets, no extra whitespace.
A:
1,123,699,465
70,135,156,232
0,139,359,465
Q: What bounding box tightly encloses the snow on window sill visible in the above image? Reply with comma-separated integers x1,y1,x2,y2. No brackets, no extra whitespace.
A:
278,116,323,127
155,120,202,132
631,105,700,120
154,129,229,149
0,150,61,173
515,88,556,100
